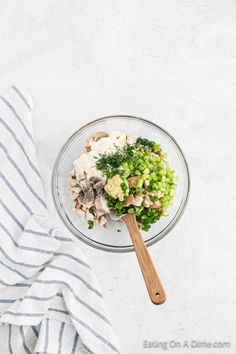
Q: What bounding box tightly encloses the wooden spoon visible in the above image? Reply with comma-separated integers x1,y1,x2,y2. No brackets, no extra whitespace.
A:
123,213,166,305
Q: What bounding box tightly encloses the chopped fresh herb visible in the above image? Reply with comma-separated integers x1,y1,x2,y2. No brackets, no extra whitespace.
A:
87,220,94,229
96,144,134,178
117,229,121,232
150,196,158,202
71,175,76,179
129,187,136,195
136,137,154,148
89,207,94,215
116,200,125,209
121,182,128,192
136,207,161,231
121,181,129,196
74,183,80,188
136,137,161,152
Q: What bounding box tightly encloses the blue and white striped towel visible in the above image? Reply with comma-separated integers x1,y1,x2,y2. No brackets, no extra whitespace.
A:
0,84,119,354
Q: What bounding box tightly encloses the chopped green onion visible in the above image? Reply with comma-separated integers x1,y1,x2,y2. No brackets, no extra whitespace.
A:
87,220,94,229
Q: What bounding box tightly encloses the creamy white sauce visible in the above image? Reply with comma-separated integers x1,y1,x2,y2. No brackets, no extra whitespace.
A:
73,131,137,180
126,134,137,145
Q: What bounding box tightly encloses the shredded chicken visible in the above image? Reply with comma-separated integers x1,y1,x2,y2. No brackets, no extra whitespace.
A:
95,195,110,214
71,176,108,227
68,178,77,187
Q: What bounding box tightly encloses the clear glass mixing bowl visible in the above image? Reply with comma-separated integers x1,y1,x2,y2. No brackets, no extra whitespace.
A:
51,115,190,252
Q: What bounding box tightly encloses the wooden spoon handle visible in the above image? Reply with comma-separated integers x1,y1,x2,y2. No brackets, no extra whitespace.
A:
123,214,166,305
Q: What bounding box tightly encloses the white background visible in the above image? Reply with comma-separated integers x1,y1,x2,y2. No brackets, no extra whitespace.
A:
0,1,236,353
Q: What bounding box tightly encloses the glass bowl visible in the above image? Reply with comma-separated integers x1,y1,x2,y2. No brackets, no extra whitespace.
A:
51,115,190,252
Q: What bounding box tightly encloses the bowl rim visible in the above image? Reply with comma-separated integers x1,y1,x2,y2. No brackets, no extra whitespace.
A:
51,115,190,252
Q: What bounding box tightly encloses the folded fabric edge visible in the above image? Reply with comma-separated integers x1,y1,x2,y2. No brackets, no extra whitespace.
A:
9,83,34,111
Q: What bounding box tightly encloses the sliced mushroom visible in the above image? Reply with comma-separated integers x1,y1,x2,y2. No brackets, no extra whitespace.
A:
133,196,143,207
89,176,100,185
99,215,107,228
89,131,108,142
84,142,92,152
143,195,151,207
94,180,105,193
150,200,162,209
83,188,95,208
128,176,140,188
95,210,105,219
79,179,89,192
77,191,84,204
150,190,163,198
124,194,135,207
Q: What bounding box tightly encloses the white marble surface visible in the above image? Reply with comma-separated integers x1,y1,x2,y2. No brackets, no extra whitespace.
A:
0,1,236,353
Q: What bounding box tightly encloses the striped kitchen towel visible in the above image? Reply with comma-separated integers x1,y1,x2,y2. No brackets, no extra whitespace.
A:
0,84,119,354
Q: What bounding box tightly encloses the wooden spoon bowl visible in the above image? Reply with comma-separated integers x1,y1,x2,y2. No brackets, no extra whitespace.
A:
123,213,166,305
